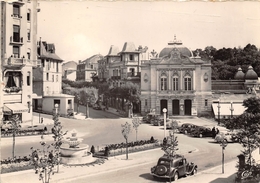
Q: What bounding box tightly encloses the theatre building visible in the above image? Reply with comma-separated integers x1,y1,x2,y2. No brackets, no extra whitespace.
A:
140,38,212,116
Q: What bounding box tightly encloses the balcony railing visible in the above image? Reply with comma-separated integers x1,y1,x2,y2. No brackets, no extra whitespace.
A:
7,57,26,66
10,36,23,45
127,72,141,77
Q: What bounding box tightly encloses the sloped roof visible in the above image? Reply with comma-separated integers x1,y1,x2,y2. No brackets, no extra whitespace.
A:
39,41,63,61
159,46,193,58
107,45,120,56
121,42,139,53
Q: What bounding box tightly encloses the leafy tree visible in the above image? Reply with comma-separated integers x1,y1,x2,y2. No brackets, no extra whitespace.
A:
31,139,56,183
132,117,141,141
121,122,132,160
51,112,67,172
161,130,179,157
224,97,260,166
9,114,21,158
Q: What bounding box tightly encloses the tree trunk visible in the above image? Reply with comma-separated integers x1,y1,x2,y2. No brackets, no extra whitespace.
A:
126,139,128,160
12,131,15,158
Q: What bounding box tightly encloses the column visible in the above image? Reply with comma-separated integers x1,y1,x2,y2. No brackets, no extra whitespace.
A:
193,70,195,91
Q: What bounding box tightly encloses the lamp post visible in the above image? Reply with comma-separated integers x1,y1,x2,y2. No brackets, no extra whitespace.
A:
217,99,221,125
163,108,167,138
54,104,59,114
230,101,234,118
220,139,228,173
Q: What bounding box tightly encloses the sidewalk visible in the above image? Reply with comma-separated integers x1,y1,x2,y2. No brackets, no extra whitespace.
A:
1,145,260,183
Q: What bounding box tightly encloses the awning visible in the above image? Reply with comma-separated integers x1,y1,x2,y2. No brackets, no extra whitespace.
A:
212,103,246,118
31,93,42,99
4,103,29,114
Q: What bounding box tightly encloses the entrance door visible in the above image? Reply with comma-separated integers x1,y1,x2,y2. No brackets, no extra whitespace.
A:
184,99,192,115
160,100,168,115
172,99,179,115
34,99,38,110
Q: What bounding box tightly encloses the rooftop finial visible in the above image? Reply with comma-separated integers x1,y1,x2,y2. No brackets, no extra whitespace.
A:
168,35,182,46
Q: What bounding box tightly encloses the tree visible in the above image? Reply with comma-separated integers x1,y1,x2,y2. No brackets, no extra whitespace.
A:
161,130,179,157
224,97,260,166
121,122,131,160
31,138,56,183
132,117,141,141
51,111,67,172
10,114,21,158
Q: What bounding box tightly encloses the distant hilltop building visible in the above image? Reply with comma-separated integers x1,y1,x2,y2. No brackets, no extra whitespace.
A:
76,54,103,82
62,61,77,81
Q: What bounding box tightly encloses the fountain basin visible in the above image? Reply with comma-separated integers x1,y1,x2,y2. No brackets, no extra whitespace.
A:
60,144,89,157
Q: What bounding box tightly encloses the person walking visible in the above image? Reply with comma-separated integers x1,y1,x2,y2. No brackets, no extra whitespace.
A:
212,127,216,138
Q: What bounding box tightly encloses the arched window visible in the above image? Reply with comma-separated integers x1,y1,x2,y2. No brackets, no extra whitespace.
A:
172,75,179,91
184,75,192,91
160,74,167,91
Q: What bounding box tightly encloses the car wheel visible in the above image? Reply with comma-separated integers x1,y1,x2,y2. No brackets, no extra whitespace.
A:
173,172,179,181
199,134,203,138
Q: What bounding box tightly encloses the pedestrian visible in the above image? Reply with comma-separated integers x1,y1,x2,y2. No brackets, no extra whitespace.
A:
216,128,219,135
212,127,216,138
41,118,43,124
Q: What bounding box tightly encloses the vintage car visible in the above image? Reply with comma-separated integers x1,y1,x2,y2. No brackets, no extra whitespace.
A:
151,154,197,181
142,113,159,123
215,130,240,143
177,123,198,134
1,121,13,131
190,126,213,138
93,104,102,110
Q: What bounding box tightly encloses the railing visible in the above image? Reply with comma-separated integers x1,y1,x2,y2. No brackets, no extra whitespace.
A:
7,57,26,66
127,72,141,77
10,36,23,45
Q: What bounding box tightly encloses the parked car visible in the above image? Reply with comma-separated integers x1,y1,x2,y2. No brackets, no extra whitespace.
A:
190,126,213,138
177,123,198,134
93,104,102,110
1,121,13,131
215,130,240,143
151,115,170,126
142,113,157,123
151,154,197,181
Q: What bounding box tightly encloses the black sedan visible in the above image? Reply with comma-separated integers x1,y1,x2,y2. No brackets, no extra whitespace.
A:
177,123,198,134
190,126,214,138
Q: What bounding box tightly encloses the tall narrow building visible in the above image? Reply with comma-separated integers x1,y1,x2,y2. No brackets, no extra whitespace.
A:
1,0,40,124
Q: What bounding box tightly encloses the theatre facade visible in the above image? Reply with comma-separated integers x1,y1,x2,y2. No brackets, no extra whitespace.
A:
140,39,212,116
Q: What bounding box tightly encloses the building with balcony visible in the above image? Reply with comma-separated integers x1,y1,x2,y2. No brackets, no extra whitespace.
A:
32,40,74,116
1,0,40,124
140,37,212,116
76,54,103,82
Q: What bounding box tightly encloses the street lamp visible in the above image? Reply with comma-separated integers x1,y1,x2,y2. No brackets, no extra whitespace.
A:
54,104,59,114
220,139,228,173
163,108,167,138
230,101,234,118
217,99,221,125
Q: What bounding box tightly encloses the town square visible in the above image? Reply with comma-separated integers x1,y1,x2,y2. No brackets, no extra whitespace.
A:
1,1,260,183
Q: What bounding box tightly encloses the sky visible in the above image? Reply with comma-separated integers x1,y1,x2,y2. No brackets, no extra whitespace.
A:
37,1,260,62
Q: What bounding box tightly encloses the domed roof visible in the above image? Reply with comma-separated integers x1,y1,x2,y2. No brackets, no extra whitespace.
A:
245,66,258,80
234,67,245,80
159,38,193,58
